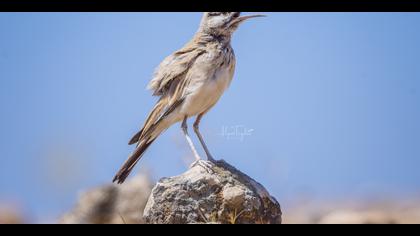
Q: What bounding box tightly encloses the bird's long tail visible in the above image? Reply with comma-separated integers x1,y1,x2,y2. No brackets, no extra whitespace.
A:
112,137,156,184
113,97,183,184
113,99,169,184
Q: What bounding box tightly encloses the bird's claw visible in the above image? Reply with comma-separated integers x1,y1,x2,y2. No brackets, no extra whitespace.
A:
190,159,215,174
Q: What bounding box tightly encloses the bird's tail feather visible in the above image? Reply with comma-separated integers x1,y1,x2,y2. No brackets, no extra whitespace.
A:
115,97,183,184
113,138,156,184
128,128,143,145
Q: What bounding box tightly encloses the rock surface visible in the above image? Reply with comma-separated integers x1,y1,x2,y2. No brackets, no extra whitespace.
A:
143,160,282,224
60,174,153,224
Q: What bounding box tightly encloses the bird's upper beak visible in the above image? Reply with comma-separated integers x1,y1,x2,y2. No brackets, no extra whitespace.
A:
237,14,266,22
229,13,266,28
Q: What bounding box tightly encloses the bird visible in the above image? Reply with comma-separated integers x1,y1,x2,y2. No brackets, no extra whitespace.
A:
113,12,265,184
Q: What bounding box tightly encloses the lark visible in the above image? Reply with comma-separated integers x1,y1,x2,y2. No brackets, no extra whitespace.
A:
113,12,265,184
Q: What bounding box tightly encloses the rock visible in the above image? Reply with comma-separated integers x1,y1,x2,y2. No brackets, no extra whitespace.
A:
60,174,153,224
318,210,398,224
0,205,26,224
143,160,282,224
284,199,420,224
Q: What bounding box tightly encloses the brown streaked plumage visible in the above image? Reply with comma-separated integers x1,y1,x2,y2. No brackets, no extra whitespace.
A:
113,12,265,184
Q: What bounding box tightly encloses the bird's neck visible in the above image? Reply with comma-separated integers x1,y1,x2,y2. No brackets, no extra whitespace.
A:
194,30,232,48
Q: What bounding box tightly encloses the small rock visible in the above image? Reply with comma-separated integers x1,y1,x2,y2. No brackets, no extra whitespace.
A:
0,205,25,224
143,160,282,224
61,174,153,224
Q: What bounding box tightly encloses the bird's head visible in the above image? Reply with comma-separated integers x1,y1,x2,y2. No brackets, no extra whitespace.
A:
199,12,265,38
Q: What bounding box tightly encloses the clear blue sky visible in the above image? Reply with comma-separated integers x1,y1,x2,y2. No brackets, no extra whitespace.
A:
0,13,419,221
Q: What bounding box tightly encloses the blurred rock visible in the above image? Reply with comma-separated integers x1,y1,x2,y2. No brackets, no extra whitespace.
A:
0,205,25,224
318,203,420,224
318,210,398,224
284,199,420,224
60,174,153,224
143,160,282,224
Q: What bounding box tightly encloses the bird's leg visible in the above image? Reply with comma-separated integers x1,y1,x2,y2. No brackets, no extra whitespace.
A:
193,113,216,163
181,117,201,161
183,117,214,173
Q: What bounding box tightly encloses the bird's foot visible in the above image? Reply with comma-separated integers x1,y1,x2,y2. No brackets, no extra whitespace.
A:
190,159,215,174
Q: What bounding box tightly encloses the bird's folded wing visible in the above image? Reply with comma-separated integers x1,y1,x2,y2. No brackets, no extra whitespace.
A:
148,46,206,96
130,46,206,144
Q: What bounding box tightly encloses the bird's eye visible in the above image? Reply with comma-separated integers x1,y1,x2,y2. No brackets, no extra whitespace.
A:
207,12,233,17
208,12,222,17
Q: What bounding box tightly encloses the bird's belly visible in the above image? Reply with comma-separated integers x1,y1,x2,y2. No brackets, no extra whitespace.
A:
181,67,232,117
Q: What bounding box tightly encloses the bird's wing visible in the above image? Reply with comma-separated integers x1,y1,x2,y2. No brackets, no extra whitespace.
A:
147,45,206,96
129,46,206,145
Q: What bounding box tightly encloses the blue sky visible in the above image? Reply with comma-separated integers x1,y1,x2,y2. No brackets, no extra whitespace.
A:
0,13,419,221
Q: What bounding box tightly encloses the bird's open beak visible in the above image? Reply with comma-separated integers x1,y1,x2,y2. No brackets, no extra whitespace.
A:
229,14,266,27
238,14,266,22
